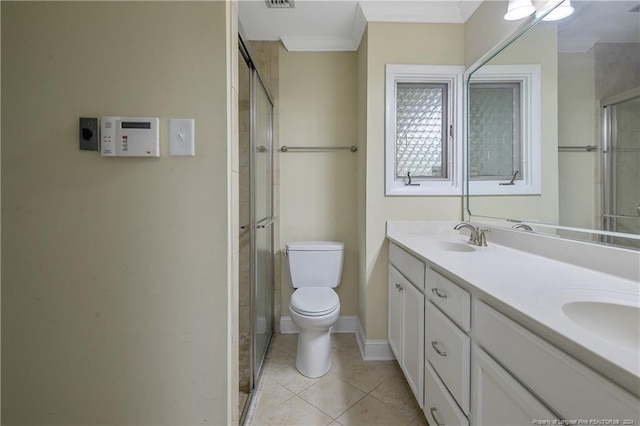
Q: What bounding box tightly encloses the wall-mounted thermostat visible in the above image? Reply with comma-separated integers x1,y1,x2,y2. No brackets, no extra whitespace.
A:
100,117,159,157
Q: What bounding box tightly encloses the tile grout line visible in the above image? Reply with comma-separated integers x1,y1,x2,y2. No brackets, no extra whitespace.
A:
247,334,425,425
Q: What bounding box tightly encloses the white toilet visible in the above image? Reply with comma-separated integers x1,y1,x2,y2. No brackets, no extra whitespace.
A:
287,241,344,378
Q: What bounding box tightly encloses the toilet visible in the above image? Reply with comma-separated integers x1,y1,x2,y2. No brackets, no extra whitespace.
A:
287,241,344,378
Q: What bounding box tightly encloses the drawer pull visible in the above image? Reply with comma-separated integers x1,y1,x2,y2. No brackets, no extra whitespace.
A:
432,288,448,299
429,407,445,426
431,341,447,357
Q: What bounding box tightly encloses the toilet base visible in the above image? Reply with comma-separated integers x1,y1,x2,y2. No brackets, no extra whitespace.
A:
296,328,333,378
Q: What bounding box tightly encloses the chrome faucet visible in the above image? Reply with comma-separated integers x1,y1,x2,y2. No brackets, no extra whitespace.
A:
454,223,490,247
454,223,479,245
512,223,533,232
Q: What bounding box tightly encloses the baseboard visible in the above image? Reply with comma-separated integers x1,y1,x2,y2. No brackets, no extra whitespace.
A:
279,315,395,362
279,315,358,334
355,318,396,361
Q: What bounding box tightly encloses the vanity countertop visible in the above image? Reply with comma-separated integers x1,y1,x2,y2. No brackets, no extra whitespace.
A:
386,221,640,398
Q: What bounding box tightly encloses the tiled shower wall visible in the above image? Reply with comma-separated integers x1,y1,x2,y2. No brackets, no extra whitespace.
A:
594,42,640,100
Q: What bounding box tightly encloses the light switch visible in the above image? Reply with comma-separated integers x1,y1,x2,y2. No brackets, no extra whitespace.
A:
169,119,195,156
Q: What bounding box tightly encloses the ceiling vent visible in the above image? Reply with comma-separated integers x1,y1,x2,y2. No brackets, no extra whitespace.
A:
265,0,294,8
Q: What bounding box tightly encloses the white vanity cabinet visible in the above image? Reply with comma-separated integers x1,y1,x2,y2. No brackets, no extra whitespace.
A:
424,268,472,425
388,243,425,407
387,232,640,426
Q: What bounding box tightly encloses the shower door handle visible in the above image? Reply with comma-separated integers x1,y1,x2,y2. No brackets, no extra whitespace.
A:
637,202,640,217
256,216,276,229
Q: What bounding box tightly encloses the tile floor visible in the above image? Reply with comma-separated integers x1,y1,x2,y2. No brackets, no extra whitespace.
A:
245,333,428,426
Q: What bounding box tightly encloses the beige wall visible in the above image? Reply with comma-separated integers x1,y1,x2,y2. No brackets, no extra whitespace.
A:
464,0,521,68
278,49,359,319
558,51,598,230
2,2,234,424
362,23,465,340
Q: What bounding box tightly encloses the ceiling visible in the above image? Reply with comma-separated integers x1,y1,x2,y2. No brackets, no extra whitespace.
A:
558,1,640,52
238,0,640,52
238,0,484,51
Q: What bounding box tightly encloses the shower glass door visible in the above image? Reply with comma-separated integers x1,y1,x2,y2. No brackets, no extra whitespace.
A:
602,91,640,249
251,70,274,378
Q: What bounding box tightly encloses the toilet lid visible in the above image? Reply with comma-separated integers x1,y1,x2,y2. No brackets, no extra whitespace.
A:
290,288,339,317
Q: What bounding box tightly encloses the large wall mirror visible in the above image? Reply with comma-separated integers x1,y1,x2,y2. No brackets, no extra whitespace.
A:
465,0,640,250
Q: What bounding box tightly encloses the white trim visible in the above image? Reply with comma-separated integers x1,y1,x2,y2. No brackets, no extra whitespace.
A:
385,64,465,196
280,315,396,361
279,315,359,334
468,64,542,196
360,1,483,24
281,36,358,52
349,4,368,51
356,317,396,361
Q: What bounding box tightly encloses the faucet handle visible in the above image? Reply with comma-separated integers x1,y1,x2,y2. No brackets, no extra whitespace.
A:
478,228,490,247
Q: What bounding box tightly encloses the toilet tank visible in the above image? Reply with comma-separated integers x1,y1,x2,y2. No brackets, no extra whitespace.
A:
287,241,344,288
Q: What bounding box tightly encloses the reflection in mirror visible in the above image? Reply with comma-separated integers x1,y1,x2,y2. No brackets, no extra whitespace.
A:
466,0,640,249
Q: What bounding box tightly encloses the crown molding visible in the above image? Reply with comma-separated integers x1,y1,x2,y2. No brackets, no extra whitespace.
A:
280,36,360,51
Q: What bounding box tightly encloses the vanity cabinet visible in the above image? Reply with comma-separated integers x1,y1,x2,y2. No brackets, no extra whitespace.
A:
388,240,640,425
388,243,425,407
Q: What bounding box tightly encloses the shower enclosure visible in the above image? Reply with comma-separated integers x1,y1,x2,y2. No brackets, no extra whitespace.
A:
601,88,640,249
238,38,275,421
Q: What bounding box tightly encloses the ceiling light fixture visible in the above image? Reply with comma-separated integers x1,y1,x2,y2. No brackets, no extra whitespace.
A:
504,0,536,21
541,0,575,21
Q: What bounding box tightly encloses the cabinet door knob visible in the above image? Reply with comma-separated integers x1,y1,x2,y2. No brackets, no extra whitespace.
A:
431,341,447,357
432,288,447,299
429,407,444,426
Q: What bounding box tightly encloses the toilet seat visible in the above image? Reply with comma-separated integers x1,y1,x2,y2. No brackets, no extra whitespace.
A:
290,287,339,317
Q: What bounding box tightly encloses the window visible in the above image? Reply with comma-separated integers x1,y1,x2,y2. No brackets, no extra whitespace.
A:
386,65,464,196
467,65,541,195
469,82,522,181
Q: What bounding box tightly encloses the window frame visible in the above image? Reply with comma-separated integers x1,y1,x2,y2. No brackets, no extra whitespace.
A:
385,64,464,196
467,64,542,195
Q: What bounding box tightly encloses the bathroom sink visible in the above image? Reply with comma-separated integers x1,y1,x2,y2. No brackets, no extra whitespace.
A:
434,241,476,252
562,301,640,350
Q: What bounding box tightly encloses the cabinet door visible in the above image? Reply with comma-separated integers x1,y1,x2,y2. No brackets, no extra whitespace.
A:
388,265,403,360
402,280,425,408
472,346,556,426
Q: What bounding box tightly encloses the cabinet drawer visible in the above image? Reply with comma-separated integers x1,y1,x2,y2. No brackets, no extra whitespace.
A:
426,301,471,414
426,268,470,332
425,361,469,426
389,243,425,292
474,300,640,422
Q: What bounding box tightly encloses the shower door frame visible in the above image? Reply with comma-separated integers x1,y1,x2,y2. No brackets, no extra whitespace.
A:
600,87,640,244
239,36,275,419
